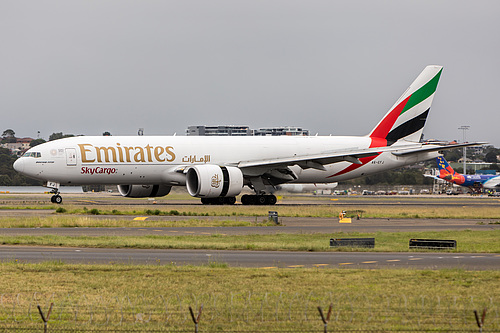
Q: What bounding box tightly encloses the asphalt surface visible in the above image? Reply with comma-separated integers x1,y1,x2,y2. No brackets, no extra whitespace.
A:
1,245,498,270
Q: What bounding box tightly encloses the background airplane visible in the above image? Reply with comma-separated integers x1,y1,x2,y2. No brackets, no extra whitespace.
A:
426,156,500,193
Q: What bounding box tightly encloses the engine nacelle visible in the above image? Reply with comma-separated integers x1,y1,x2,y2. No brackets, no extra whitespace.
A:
186,165,243,198
117,184,172,198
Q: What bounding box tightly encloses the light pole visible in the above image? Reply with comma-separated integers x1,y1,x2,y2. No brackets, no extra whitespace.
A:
458,125,470,174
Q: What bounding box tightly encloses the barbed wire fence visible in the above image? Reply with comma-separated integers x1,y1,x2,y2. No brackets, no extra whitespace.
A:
0,292,498,332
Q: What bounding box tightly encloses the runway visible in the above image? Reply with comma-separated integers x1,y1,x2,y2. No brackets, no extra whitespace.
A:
1,245,498,270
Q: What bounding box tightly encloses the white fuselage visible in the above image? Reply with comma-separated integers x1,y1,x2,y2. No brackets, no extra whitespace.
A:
14,135,439,186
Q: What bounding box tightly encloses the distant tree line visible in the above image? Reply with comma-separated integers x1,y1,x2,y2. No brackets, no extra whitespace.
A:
1,129,17,143
442,146,500,163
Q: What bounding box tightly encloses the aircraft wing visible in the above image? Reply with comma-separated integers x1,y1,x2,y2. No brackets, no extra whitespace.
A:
237,144,419,170
391,142,487,156
236,142,487,180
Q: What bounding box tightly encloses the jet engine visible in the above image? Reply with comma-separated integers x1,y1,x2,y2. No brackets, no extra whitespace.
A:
186,165,243,198
117,184,172,198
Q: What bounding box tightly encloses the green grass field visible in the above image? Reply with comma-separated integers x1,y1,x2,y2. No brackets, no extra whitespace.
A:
1,263,499,331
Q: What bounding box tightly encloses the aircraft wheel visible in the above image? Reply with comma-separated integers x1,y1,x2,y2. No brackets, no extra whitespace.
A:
256,195,267,205
224,196,236,205
241,194,252,205
201,198,210,205
53,195,63,204
267,195,277,205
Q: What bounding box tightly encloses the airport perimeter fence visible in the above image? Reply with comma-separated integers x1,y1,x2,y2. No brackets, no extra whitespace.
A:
0,292,498,332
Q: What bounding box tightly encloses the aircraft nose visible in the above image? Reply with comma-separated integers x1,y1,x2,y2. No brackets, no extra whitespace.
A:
13,158,25,173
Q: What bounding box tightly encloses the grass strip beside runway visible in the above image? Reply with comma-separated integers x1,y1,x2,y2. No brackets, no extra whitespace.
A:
0,216,275,228
56,204,500,219
1,230,499,252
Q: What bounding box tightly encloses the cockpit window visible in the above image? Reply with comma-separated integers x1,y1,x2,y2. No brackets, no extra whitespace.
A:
22,152,41,158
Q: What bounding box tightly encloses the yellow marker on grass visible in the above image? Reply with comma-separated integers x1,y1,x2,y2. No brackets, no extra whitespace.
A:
338,211,351,223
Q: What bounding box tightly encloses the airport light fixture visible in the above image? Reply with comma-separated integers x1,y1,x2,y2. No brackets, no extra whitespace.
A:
458,125,470,175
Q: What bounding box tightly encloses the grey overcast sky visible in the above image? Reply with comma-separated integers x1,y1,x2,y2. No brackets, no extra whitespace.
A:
1,1,499,146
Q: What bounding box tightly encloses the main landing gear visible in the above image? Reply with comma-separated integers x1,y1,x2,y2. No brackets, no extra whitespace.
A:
201,197,236,205
200,194,277,205
241,194,277,205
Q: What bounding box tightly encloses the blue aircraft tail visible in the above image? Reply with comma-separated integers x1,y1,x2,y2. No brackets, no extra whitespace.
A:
435,156,466,185
436,156,455,175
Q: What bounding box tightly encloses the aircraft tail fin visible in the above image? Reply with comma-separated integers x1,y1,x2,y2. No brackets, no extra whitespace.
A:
435,156,466,184
436,156,456,175
369,65,443,146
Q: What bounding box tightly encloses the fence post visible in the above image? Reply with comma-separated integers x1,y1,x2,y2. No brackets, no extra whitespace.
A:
189,304,203,333
37,303,53,333
474,308,486,333
318,303,333,333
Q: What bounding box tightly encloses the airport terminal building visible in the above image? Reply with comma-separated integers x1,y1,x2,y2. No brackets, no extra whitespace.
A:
186,125,309,136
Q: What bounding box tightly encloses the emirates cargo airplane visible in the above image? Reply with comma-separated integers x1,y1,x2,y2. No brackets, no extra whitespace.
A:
13,65,482,205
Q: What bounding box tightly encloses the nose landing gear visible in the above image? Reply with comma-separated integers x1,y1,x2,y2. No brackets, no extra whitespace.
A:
50,194,63,204
47,182,63,204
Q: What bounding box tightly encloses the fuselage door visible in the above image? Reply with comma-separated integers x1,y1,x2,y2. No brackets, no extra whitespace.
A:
66,148,77,166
